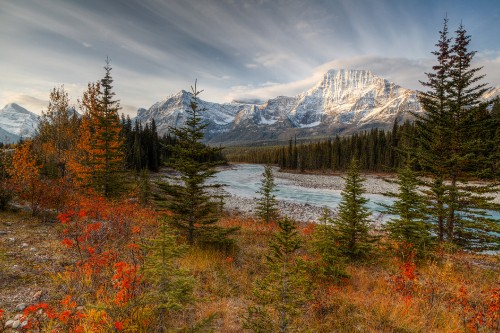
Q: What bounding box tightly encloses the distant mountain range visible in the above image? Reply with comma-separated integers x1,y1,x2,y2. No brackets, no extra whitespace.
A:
137,69,420,145
0,103,39,143
2,69,499,145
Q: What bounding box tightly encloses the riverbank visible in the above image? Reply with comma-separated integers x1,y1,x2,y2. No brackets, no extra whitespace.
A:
222,166,395,223
222,166,500,223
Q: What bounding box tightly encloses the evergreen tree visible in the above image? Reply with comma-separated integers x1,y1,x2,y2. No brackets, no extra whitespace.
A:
138,168,152,207
312,208,347,281
92,57,125,197
383,163,433,258
157,82,237,246
415,16,452,178
421,177,447,243
416,20,499,250
245,217,309,333
0,148,13,211
255,165,279,223
142,219,194,332
334,159,377,260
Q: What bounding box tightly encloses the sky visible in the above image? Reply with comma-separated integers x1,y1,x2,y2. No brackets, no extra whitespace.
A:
1,0,499,116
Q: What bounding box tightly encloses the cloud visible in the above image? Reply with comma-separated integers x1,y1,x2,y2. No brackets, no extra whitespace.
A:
253,53,291,68
225,56,430,102
225,54,500,103
1,0,498,116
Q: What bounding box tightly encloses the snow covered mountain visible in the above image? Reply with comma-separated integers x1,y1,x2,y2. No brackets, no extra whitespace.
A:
0,103,39,142
136,69,422,144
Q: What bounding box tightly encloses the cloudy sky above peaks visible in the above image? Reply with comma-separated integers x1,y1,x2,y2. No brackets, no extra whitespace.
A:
1,0,499,115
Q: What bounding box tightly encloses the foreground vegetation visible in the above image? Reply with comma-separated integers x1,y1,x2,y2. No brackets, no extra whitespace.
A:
0,202,499,332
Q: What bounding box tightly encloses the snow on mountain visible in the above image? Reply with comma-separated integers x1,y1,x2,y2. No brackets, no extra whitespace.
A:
288,69,420,128
133,69,500,145
0,103,39,139
0,126,19,144
483,86,500,100
136,69,424,144
137,90,255,141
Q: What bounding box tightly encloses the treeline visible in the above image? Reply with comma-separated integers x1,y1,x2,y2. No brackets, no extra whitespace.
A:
120,116,175,172
227,98,500,178
227,120,416,172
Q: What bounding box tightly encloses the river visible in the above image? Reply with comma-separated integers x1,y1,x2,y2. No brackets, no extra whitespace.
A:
214,164,500,222
214,164,393,217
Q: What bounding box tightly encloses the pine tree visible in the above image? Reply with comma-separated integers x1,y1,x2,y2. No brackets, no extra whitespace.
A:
421,177,447,243
383,163,433,258
0,148,13,210
138,168,152,207
142,219,194,332
334,159,377,260
416,20,499,250
91,57,125,197
255,165,279,223
245,217,309,333
312,208,347,281
157,82,237,246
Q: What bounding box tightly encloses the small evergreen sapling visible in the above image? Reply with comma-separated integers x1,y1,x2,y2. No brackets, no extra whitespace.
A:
334,159,377,261
256,165,279,223
383,163,433,259
142,219,194,332
312,207,348,281
245,216,309,333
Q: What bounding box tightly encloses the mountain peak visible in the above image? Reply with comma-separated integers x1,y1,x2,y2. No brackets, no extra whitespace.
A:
0,103,39,140
1,103,33,115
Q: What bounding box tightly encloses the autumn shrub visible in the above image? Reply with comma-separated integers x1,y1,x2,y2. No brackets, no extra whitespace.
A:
40,194,156,331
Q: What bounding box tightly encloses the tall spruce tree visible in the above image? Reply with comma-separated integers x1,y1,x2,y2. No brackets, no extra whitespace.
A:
157,82,237,246
92,57,125,197
245,216,309,333
334,159,377,260
416,20,499,250
256,165,279,223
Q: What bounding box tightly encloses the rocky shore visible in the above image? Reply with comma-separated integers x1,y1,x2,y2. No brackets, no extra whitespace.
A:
222,168,500,223
222,168,397,223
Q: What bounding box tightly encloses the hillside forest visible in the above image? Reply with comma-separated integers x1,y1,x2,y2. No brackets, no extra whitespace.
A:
0,19,499,332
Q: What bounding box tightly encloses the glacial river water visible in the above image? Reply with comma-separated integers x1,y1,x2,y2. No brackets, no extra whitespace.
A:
214,164,393,215
214,164,500,221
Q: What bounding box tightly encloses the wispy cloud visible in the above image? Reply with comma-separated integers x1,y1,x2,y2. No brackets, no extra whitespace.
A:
1,0,499,114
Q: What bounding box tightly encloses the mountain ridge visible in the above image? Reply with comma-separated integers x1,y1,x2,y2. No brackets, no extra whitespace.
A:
136,69,423,144
2,70,499,145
